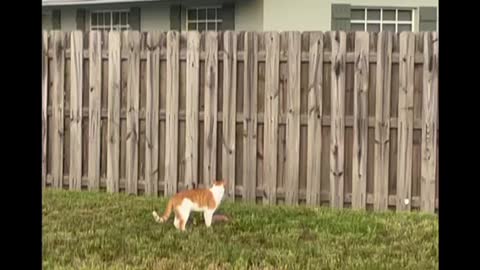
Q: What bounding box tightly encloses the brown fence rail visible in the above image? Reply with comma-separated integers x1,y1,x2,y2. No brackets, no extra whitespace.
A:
42,30,438,213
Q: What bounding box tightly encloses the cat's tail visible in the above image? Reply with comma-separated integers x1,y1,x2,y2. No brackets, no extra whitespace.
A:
152,199,173,223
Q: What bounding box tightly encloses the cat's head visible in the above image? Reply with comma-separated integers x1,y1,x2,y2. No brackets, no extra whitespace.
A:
211,179,226,194
213,179,226,188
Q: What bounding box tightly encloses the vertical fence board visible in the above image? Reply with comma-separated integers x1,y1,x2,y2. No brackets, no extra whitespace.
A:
243,32,258,201
107,31,121,193
185,31,200,190
51,31,65,189
126,31,140,194
330,31,346,209
145,32,162,196
204,31,218,187
306,31,323,206
374,32,393,211
352,32,369,209
69,31,83,190
285,31,301,205
88,31,102,191
421,32,438,213
42,31,49,188
396,32,415,211
165,31,180,196
222,31,237,200
264,32,280,204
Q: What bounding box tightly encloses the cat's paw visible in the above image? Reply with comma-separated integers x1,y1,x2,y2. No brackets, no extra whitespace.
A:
152,211,162,223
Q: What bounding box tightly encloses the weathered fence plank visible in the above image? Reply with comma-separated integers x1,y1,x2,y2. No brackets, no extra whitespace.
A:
243,32,258,202
107,31,121,193
264,32,280,204
306,31,323,206
145,31,162,196
420,32,438,213
165,31,180,196
396,32,415,211
69,31,83,191
285,31,301,205
126,31,140,195
330,31,346,209
42,31,49,189
222,31,237,200
51,31,65,189
88,31,102,191
374,32,393,211
352,32,369,209
204,31,218,187
185,31,200,191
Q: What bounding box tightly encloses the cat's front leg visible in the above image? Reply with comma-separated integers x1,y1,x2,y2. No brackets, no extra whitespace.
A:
204,210,215,227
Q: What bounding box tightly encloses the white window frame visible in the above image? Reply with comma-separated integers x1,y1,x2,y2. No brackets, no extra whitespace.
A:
350,7,415,32
186,6,223,31
89,9,130,31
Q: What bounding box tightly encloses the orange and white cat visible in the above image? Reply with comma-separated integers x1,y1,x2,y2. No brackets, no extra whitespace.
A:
152,180,226,231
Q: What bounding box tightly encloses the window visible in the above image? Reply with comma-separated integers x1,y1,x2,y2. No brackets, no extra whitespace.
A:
350,8,414,32
186,7,223,31
42,11,52,30
90,10,130,31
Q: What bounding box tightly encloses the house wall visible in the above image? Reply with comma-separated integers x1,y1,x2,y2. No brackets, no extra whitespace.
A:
236,0,263,31
42,0,263,31
262,0,438,31
42,0,437,32
43,2,172,31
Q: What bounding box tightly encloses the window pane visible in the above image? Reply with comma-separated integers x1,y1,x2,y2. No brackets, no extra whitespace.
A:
198,9,206,20
351,9,365,20
188,22,196,30
98,13,104,25
367,9,380,20
398,24,412,32
207,22,216,31
351,23,365,31
398,10,412,21
383,10,395,20
217,22,223,30
121,12,127,25
383,24,395,32
187,9,197,20
198,22,206,31
216,8,222,19
113,13,119,25
105,13,111,26
207,8,216,20
367,23,380,32
91,13,97,26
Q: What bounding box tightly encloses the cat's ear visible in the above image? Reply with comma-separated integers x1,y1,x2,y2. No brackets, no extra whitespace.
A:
214,179,226,187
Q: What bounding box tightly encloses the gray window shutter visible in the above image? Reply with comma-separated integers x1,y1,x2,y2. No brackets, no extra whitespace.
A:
76,9,86,31
130,7,141,30
221,3,235,30
52,9,61,30
419,7,437,31
331,4,351,31
170,5,181,30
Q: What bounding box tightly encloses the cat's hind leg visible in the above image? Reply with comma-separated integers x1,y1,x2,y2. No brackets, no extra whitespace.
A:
173,216,180,229
177,207,191,232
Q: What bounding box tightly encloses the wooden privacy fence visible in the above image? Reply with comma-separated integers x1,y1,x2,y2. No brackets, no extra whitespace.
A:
42,30,438,213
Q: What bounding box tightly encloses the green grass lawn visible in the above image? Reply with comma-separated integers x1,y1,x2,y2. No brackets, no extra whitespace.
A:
42,189,438,270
